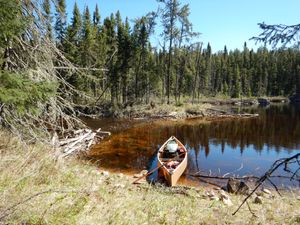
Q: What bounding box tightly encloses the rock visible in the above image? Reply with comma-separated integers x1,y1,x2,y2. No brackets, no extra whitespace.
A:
205,190,216,197
219,190,233,206
254,196,263,204
117,173,124,178
238,182,250,195
221,186,228,192
227,178,239,193
101,171,110,176
219,190,229,199
262,188,272,195
222,197,233,206
205,190,219,200
227,178,250,195
297,196,300,201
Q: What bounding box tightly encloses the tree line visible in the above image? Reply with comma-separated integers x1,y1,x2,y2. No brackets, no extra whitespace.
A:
2,0,300,110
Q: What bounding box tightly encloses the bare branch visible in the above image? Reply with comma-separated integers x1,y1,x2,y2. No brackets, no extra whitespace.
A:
251,22,300,48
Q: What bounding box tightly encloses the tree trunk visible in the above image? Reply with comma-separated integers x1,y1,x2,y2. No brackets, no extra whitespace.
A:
1,47,11,71
192,44,202,104
135,53,143,101
166,2,176,105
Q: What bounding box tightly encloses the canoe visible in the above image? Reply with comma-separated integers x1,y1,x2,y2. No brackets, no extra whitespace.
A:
157,136,188,186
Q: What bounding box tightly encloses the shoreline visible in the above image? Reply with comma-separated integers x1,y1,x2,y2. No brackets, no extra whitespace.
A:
1,128,299,224
80,97,277,121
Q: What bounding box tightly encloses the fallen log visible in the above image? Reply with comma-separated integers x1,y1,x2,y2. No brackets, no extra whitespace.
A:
53,128,111,157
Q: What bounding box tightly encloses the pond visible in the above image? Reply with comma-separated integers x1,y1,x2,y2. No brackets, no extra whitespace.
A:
85,104,300,188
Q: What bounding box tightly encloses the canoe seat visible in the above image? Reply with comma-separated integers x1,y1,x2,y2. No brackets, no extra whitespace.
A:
160,158,184,162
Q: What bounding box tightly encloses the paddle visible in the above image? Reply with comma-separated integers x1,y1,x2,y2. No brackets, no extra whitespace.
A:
132,151,186,184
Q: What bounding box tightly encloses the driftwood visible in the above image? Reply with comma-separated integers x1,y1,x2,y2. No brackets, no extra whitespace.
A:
188,173,259,180
232,153,300,215
53,128,111,157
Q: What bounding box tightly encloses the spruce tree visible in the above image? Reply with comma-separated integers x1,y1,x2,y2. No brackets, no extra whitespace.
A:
93,4,101,28
42,0,52,40
103,14,117,106
232,65,241,98
54,0,67,46
132,16,149,101
81,6,94,67
117,17,132,103
0,0,27,70
65,2,82,64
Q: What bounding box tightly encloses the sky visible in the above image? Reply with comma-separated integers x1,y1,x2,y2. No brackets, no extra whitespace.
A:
65,0,300,52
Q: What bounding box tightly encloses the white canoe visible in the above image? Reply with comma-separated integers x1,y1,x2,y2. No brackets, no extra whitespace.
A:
157,136,188,186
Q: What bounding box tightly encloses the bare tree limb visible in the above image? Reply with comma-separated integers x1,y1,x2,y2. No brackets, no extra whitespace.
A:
233,153,300,215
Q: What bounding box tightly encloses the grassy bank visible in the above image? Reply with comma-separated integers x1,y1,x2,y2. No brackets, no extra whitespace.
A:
0,130,299,225
99,96,288,119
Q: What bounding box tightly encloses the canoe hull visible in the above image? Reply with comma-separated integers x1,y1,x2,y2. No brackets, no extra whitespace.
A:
157,136,187,186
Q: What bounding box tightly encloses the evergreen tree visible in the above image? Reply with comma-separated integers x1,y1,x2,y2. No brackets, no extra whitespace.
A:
159,0,180,104
103,14,117,106
0,0,27,70
203,43,212,95
54,0,67,46
81,6,94,68
117,17,132,103
93,4,101,28
42,0,52,40
232,65,241,98
65,2,81,64
132,16,150,101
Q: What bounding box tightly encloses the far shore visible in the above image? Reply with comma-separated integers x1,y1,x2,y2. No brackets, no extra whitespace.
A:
78,96,289,120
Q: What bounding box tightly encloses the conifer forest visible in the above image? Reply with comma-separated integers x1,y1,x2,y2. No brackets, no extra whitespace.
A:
51,0,300,105
1,0,300,136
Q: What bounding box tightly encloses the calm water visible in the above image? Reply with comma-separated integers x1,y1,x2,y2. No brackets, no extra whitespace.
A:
86,104,300,187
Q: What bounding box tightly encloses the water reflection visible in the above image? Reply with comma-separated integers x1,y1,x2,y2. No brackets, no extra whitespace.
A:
87,104,300,187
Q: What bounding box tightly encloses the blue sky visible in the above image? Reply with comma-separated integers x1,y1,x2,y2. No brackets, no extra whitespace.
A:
65,0,300,52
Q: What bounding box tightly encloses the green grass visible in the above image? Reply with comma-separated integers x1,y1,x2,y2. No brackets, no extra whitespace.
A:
0,130,299,225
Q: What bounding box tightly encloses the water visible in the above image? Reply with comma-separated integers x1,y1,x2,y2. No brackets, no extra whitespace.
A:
86,104,300,188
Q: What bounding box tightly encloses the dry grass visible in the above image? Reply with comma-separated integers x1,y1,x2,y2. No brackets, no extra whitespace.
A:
0,130,299,225
123,102,212,119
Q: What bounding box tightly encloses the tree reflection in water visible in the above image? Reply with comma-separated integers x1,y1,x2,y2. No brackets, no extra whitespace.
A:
88,104,300,187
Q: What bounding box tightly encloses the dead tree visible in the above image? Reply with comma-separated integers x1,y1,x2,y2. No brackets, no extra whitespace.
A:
233,153,300,215
0,0,106,146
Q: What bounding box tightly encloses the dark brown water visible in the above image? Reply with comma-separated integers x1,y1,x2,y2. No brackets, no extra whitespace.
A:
86,104,300,187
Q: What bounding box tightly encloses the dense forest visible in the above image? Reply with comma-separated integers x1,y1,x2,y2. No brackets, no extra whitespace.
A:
49,0,300,106
1,0,300,116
